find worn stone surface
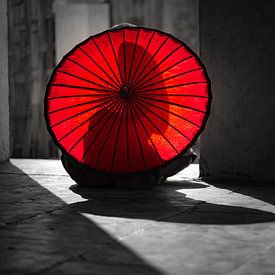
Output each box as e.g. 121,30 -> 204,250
0,159 -> 275,274
199,0 -> 275,181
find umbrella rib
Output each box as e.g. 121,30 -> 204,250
134,55 -> 194,90
131,101 -> 164,165
135,99 -> 191,142
111,101 -> 126,172
125,101 -> 130,170
79,46 -> 121,89
123,29 -> 127,85
48,94 -> 114,100
137,93 -> 208,98
128,32 -> 155,86
133,44 -> 182,90
50,83 -> 117,94
51,95 -> 118,128
131,36 -> 170,88
56,70 -> 117,93
91,38 -> 122,88
72,98 -> 121,158
133,100 -> 179,154
136,81 -> 207,94
93,101 -> 124,169
135,68 -> 203,91
66,57 -> 118,90
128,101 -> 147,170
58,97 -> 119,143
107,32 -> 124,86
127,29 -> 140,84
135,96 -> 201,128
138,95 -> 206,114
48,94 -> 115,115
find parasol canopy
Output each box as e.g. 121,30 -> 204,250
45,26 -> 211,175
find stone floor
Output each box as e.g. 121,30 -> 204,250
0,159 -> 275,275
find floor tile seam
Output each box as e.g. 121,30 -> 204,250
0,171 -> 69,177
27,250 -> 91,275
28,240 -> 132,275
158,201 -> 205,221
118,202 -> 205,241
0,234 -> 59,242
78,252 -> 160,268
0,199 -> 55,204
0,205 -> 68,227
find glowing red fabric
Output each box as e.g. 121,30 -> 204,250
45,27 -> 211,173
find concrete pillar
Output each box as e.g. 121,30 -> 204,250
0,0 -> 9,161
199,0 -> 275,181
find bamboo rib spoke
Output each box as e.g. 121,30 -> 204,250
128,101 -> 147,169
66,57 -> 119,90
131,36 -> 169,87
50,83 -> 117,93
79,46 -> 121,89
123,29 -> 127,84
136,94 -> 208,98
135,96 -> 200,128
48,94 -> 115,100
91,38 -> 122,88
71,99 -> 120,162
134,99 -> 191,142
127,29 -> 140,84
134,56 -> 194,90
135,68 -> 203,92
107,32 -> 124,86
48,94 -> 116,115
58,97 -> 119,143
94,101 -> 124,169
128,32 -> 155,86
136,82 -> 207,94
132,100 -> 179,154
125,101 -> 130,170
51,95 -> 119,128
56,70 -> 117,93
131,101 -> 164,164
111,101 -> 126,172
133,44 -> 182,89
138,95 -> 206,114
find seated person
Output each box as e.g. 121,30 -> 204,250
61,148 -> 196,189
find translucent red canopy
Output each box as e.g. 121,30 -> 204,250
45,27 -> 211,174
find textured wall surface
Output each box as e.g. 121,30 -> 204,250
112,0 -> 198,52
54,1 -> 110,63
8,0 -> 56,158
0,0 -> 9,161
199,0 -> 275,181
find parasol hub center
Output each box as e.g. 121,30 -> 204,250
120,85 -> 132,99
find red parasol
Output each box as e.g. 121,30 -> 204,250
45,26 -> 211,176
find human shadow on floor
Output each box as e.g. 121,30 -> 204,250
0,161 -> 162,275
69,179 -> 275,225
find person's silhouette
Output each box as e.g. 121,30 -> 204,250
61,24 -> 196,189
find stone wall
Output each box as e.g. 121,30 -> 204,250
0,0 -> 9,161
199,0 -> 275,181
